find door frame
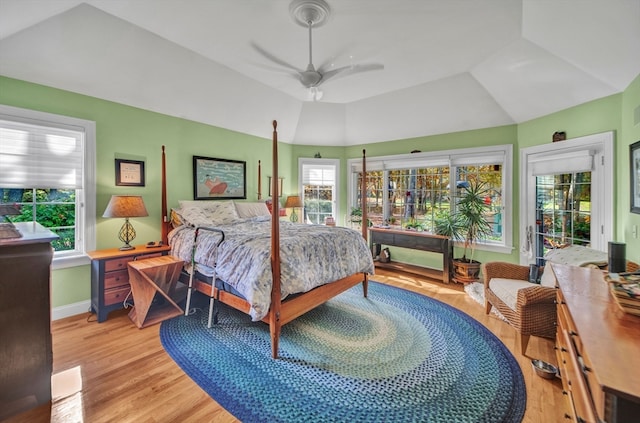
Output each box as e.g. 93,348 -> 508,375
519,131 -> 614,264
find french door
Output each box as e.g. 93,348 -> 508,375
519,132 -> 614,265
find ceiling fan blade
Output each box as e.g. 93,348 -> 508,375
251,42 -> 301,73
319,63 -> 384,86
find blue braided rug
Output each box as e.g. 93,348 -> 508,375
160,282 -> 525,422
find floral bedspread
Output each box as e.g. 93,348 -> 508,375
168,216 -> 375,321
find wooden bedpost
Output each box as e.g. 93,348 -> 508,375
270,120 -> 282,359
361,149 -> 367,242
361,149 -> 369,298
161,145 -> 170,245
257,160 -> 262,200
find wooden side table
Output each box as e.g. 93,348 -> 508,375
127,255 -> 184,328
88,244 -> 171,322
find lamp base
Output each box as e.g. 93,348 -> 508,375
118,219 -> 136,251
290,208 -> 299,222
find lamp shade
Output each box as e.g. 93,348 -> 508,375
284,195 -> 303,209
102,195 -> 148,218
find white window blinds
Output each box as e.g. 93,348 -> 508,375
0,119 -> 84,189
302,163 -> 336,185
529,150 -> 593,176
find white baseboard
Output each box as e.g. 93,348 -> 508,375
52,300 -> 91,321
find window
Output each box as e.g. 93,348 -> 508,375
348,145 -> 513,253
0,105 -> 96,269
299,158 -> 339,224
520,132 -> 613,264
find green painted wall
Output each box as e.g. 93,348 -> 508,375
0,76 -> 292,308
1,73 -> 639,310
621,74 -> 640,263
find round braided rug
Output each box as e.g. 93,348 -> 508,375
160,282 -> 525,422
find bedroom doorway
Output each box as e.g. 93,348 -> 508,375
519,132 -> 614,265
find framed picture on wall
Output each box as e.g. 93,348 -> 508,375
268,176 -> 283,197
115,159 -> 145,187
631,140 -> 640,214
193,156 -> 246,200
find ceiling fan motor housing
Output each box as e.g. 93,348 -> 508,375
289,0 -> 331,27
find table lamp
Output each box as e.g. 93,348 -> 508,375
284,195 -> 303,222
102,195 -> 148,250
0,203 -> 21,223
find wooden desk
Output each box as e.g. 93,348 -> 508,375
127,255 -> 184,328
552,263 -> 640,422
369,227 -> 452,283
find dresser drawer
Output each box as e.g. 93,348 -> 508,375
105,257 -> 132,272
104,286 -> 131,306
104,269 -> 129,290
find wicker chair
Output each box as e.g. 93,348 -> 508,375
482,262 -> 557,355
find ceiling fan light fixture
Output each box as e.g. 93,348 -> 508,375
308,87 -> 323,101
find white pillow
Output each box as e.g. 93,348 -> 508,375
177,201 -> 239,226
234,201 -> 270,218
540,262 -> 557,287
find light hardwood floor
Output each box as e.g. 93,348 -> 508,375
5,269 -> 565,423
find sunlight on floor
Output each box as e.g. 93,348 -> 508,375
51,366 -> 84,423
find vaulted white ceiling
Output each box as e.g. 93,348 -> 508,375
1,0 -> 639,145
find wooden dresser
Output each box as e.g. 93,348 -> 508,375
88,244 -> 171,322
552,263 -> 640,423
0,222 -> 58,420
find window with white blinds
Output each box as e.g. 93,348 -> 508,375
0,105 -> 96,268
299,158 -> 339,225
0,119 -> 84,189
347,144 -> 513,253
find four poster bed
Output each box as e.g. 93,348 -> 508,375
160,121 -> 374,358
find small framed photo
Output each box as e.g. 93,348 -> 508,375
268,176 -> 283,197
631,140 -> 640,214
115,159 -> 145,187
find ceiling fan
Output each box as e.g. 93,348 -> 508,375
253,0 -> 384,101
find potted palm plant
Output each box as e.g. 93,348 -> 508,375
434,180 -> 493,283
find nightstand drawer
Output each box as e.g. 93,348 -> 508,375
104,269 -> 129,290
105,257 -> 132,272
104,286 -> 131,306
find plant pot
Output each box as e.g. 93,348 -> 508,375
453,259 -> 481,283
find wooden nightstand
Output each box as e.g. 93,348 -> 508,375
88,244 -> 171,322
127,255 -> 184,328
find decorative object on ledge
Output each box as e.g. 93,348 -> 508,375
0,203 -> 22,239
268,176 -> 283,197
115,159 -> 145,187
193,156 -> 246,200
285,195 -> 303,222
552,131 -> 566,142
102,195 -> 149,250
630,140 -> 640,214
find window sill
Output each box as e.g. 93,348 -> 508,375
451,241 -> 514,255
52,254 -> 91,270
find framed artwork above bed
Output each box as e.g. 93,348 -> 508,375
193,156 -> 246,200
